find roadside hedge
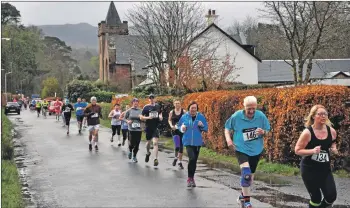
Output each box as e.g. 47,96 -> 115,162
87,91 -> 115,103
182,85 -> 350,169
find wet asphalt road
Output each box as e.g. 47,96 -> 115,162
9,110 -> 272,208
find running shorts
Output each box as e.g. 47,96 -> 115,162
235,151 -> 261,173
88,125 -> 100,132
76,115 -> 84,122
145,127 -> 160,140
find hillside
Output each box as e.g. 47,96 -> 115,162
38,23 -> 98,49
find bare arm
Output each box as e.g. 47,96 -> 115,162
295,129 -> 317,156
108,110 -> 114,118
330,127 -> 338,155
224,129 -> 235,147
168,110 -> 173,128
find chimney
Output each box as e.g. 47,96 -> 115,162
205,9 -> 218,26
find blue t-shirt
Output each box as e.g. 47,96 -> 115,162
74,102 -> 88,116
224,110 -> 271,156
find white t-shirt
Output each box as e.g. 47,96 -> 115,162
111,110 -> 122,125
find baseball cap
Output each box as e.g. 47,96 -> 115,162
148,94 -> 155,99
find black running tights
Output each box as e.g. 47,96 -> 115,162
186,146 -> 201,178
129,131 -> 142,157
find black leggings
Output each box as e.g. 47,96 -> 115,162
64,113 -> 71,126
111,125 -> 121,136
172,130 -> 184,156
122,129 -> 129,141
186,146 -> 201,178
129,131 -> 142,157
301,165 -> 337,207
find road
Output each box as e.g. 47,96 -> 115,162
9,110 -> 272,208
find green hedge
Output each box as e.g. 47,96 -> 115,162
2,109 -> 14,160
87,91 -> 115,103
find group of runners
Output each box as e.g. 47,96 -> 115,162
29,93 -> 338,208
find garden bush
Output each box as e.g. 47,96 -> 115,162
66,79 -> 98,101
182,85 -> 350,170
87,91 -> 115,103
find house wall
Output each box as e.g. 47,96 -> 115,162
315,78 -> 350,86
189,26 -> 259,85
111,65 -> 132,92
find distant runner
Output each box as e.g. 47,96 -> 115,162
108,103 -> 122,146
54,98 -> 62,121
74,97 -> 87,134
84,97 -> 102,151
120,105 -> 130,147
35,100 -> 42,117
61,99 -> 74,135
82,98 -> 88,128
224,96 -> 270,208
295,105 -> 338,208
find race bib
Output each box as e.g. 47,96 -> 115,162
150,111 -> 159,118
65,107 -> 71,112
91,113 -> 99,118
131,121 -> 141,128
242,127 -> 258,142
311,150 -> 329,163
76,107 -> 82,110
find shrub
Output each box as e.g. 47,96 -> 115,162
182,85 -> 350,170
1,109 -> 14,160
66,79 -> 98,101
87,91 -> 115,103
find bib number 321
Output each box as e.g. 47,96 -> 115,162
311,150 -> 329,163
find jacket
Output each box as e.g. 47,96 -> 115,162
178,112 -> 208,146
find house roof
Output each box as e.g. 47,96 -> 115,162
187,23 -> 262,62
105,1 -> 122,26
258,59 -> 350,83
108,35 -> 149,76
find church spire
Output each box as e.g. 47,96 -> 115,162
105,1 -> 122,26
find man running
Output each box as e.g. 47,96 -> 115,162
140,94 -> 163,166
84,97 -> 102,151
42,99 -> 49,118
82,98 -> 88,128
61,99 -> 74,135
224,96 -> 271,208
295,105 -> 338,208
168,99 -> 186,169
74,97 -> 87,134
54,98 -> 62,121
108,104 -> 122,146
35,100 -> 42,117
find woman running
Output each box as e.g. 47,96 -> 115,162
295,105 -> 338,208
108,103 -> 122,146
61,99 -> 74,135
168,99 -> 186,169
124,99 -> 142,163
120,105 -> 130,146
178,101 -> 208,187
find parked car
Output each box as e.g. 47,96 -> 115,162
5,102 -> 21,115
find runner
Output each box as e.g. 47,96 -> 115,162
35,100 -> 42,117
124,98 -> 142,162
120,105 -> 130,146
84,97 -> 102,151
168,99 -> 186,169
178,101 -> 208,187
42,99 -> 49,118
224,96 -> 271,208
74,97 -> 87,134
54,98 -> 62,121
295,105 -> 338,208
108,103 -> 122,146
61,99 -> 74,135
82,98 -> 88,128
140,94 -> 163,166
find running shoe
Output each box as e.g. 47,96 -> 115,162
191,178 -> 196,187
89,144 -> 92,151
132,157 -> 138,163
154,159 -> 159,166
187,178 -> 192,187
110,137 -> 113,142
67,131 -> 69,135
117,140 -> 121,147
79,130 -> 81,134
122,140 -> 125,146
178,162 -> 184,169
128,152 -> 132,159
145,152 -> 151,163
95,145 -> 98,151
172,158 -> 178,166
243,202 -> 252,208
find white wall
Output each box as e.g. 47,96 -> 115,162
189,26 -> 259,84
314,78 -> 350,86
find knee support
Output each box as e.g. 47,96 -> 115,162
153,141 -> 158,147
240,167 -> 252,187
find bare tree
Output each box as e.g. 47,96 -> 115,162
227,15 -> 259,45
126,2 -> 206,93
261,2 -> 348,85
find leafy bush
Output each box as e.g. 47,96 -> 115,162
87,91 -> 115,103
1,109 -> 13,160
99,103 -> 112,120
182,85 -> 350,170
66,79 -> 98,101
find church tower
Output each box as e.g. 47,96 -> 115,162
98,1 -> 128,83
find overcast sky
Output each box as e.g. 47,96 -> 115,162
10,1 -> 264,28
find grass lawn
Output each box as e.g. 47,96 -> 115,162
1,109 -> 24,208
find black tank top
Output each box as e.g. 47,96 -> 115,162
171,109 -> 184,126
301,126 -> 333,169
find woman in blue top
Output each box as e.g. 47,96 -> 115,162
224,96 -> 270,208
178,101 -> 208,188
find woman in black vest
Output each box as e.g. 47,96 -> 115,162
295,105 -> 338,208
168,100 -> 186,169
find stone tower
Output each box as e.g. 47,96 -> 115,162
98,1 -> 128,83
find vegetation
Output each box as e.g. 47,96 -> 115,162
41,77 -> 62,98
1,109 -> 24,208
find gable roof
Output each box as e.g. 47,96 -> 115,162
187,23 -> 261,62
105,1 -> 122,26
258,59 -> 350,83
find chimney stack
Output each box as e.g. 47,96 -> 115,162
205,8 -> 218,26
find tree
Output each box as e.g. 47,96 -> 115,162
261,2 -> 349,85
41,77 -> 61,98
1,3 -> 21,25
127,2 -> 207,93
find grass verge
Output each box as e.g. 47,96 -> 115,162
1,109 -> 24,208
